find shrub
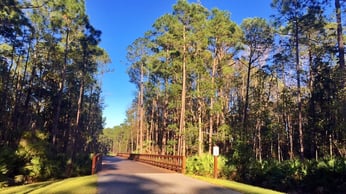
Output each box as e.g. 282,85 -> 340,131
301,158 -> 346,194
72,153 -> 92,176
1,130 -> 96,187
16,131 -> 57,182
0,146 -> 26,187
227,157 -> 346,193
186,153 -> 233,178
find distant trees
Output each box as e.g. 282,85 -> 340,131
0,0 -> 109,184
106,1 -> 346,190
240,17 -> 274,162
119,0 -> 346,163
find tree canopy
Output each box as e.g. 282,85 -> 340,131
0,0 -> 109,184
116,1 -> 346,192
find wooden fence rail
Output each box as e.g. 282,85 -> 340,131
117,153 -> 130,158
117,153 -> 186,174
91,153 -> 102,174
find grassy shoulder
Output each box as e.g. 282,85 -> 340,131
0,175 -> 97,194
189,175 -> 284,194
0,171 -> 283,194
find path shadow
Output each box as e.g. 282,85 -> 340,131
97,173 -> 238,194
100,156 -> 122,171
98,173 -> 167,194
97,156 -> 240,194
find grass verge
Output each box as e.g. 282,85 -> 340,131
0,175 -> 97,194
1,173 -> 283,194
189,175 -> 284,194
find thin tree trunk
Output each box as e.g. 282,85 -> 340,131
288,114 -> 294,160
278,133 -> 281,162
276,79 -> 282,162
150,97 -> 155,153
209,56 -> 217,154
136,91 -> 140,152
161,51 -> 169,155
335,0 -> 345,71
197,75 -> 203,156
256,118 -> 262,163
295,20 -> 304,159
329,133 -> 333,158
131,127 -> 134,152
209,99 -> 214,154
162,79 -> 168,154
315,133 -> 318,160
178,26 -> 187,156
281,59 -> 293,160
243,58 -> 252,141
139,62 -> 144,153
52,29 -> 69,146
75,80 -> 84,128
70,70 -> 85,170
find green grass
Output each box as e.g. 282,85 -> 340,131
189,175 -> 284,194
1,173 -> 283,194
0,175 -> 97,194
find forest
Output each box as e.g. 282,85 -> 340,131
1,0 -> 346,193
1,0 -> 109,186
102,0 -> 346,193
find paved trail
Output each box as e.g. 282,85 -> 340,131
97,156 -> 241,194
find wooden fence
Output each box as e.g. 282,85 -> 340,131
117,153 -> 186,174
117,153 -> 130,158
91,153 -> 102,174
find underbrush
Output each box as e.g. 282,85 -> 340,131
186,154 -> 346,193
0,132 -> 94,188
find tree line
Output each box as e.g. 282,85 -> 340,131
111,0 -> 345,163
0,0 -> 109,184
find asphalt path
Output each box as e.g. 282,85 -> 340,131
97,156 -> 241,194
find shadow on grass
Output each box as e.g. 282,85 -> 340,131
0,180 -> 56,194
30,175 -> 97,194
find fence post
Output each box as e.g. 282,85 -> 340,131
92,154 -> 102,175
92,154 -> 97,175
181,156 -> 186,174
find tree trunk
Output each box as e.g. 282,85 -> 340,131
162,80 -> 168,154
329,133 -> 333,158
150,97 -> 155,153
243,58 -> 252,141
288,114 -> 294,160
75,80 -> 84,128
209,56 -> 217,154
136,91 -> 140,151
178,26 -> 187,156
295,20 -> 304,159
197,76 -> 203,156
52,28 -> 69,146
256,118 -> 262,163
139,62 -> 144,153
335,0 -> 345,71
278,133 -> 282,162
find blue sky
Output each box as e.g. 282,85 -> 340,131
85,0 -> 273,128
